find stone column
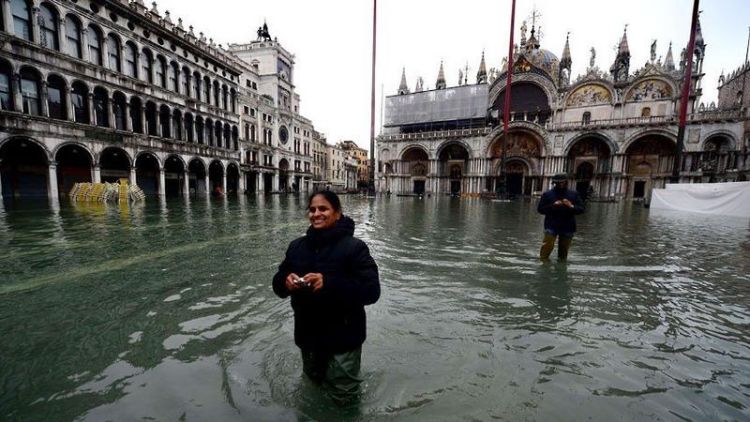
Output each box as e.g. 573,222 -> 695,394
258,172 -> 264,193
222,171 -> 227,193
48,162 -> 59,198
81,27 -> 89,62
158,167 -> 166,196
58,17 -> 67,54
106,96 -> 115,128
124,102 -> 132,131
1,1 -> 13,36
238,171 -> 246,193
203,174 -> 209,195
12,75 -> 23,112
101,33 -> 110,69
40,81 -> 49,117
31,6 -> 41,44
65,87 -> 74,121
140,105 -> 147,135
93,165 -> 101,183
87,92 -> 95,125
130,166 -> 137,185
182,171 -> 189,198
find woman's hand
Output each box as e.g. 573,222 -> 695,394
302,273 -> 324,292
285,273 -> 304,292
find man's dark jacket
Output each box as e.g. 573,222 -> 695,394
272,216 -> 380,354
537,188 -> 585,234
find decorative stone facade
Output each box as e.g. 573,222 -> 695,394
0,0 -> 316,200
377,21 -> 750,200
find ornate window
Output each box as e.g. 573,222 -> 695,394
0,61 -> 13,111
106,34 -> 120,72
169,62 -> 179,92
39,4 -> 59,50
159,105 -> 171,138
195,117 -> 204,144
64,16 -> 82,58
192,72 -> 201,99
172,110 -> 182,140
181,67 -> 189,96
93,87 -> 108,127
130,97 -> 142,133
185,114 -> 194,142
11,0 -> 32,41
582,111 -> 591,125
124,42 -> 137,78
71,82 -> 88,123
155,56 -> 166,88
47,75 -> 66,120
141,49 -> 153,83
113,92 -> 126,130
20,68 -> 41,115
88,26 -> 103,66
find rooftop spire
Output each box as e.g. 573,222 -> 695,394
618,25 -> 630,55
436,60 -> 446,89
664,41 -> 675,71
560,32 -> 571,67
398,67 -> 409,95
477,50 -> 487,83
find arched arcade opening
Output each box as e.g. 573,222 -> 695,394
0,138 -> 49,198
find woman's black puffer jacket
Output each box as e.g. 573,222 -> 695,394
272,216 -> 380,354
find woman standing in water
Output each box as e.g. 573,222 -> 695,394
273,191 -> 380,403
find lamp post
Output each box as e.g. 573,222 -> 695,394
499,0 -> 517,198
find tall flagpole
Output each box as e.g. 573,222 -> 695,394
500,0 -> 517,197
368,0 -> 378,196
671,0 -> 700,183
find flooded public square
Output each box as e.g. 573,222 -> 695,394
0,196 -> 748,421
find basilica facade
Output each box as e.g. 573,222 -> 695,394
376,20 -> 749,200
0,0 -> 317,201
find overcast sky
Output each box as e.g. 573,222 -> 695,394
155,0 -> 750,151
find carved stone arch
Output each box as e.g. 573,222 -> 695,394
701,130 -> 738,151
563,81 -> 615,107
52,141 -> 94,164
493,156 -> 533,175
0,135 -> 52,162
135,150 -> 162,169
486,126 -> 546,158
488,72 -> 557,111
622,128 -> 677,153
623,77 -> 676,102
436,139 -> 472,159
399,144 -> 430,161
164,153 -> 187,170
563,132 -> 618,156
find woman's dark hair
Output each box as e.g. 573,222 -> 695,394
308,190 -> 342,213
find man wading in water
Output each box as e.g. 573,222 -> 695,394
273,191 -> 380,404
537,173 -> 585,261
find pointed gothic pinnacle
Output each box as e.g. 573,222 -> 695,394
664,41 -> 675,70
398,67 -> 409,94
618,25 -> 630,55
477,50 -> 487,83
436,60 -> 446,88
561,32 -> 571,64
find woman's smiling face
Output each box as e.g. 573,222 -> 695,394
308,194 -> 341,229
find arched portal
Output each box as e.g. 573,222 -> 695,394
135,153 -> 160,194
567,136 -> 612,199
438,143 -> 469,195
226,163 -> 240,194
401,147 -> 429,194
209,160 -> 224,193
163,155 -> 185,197
188,158 -> 206,195
0,138 -> 49,197
491,82 -> 552,125
99,147 -> 130,183
625,134 -> 675,199
488,131 -> 542,195
56,144 -> 92,195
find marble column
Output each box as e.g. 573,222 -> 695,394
12,75 -> 23,112
124,103 -> 132,131
65,87 -> 74,121
93,165 -> 101,183
1,1 -> 13,35
158,168 -> 166,196
31,6 -> 41,44
40,81 -> 49,117
203,174 -> 209,195
81,27 -> 90,62
130,166 -> 137,185
238,171 -> 246,193
48,163 -> 59,198
106,97 -> 115,129
222,172 -> 227,194
58,17 -> 67,54
87,92 -> 95,125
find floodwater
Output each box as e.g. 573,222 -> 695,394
0,195 -> 748,422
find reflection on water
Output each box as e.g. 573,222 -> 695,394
0,196 -> 748,421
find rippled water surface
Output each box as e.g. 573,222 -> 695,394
0,196 -> 749,421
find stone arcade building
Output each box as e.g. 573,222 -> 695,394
377,21 -> 750,200
0,0 -> 315,200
